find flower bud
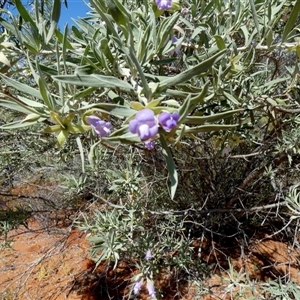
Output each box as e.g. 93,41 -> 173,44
86,116 -> 112,137
158,112 -> 180,131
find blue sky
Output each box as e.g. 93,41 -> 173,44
59,0 -> 90,27
11,1 -> 90,28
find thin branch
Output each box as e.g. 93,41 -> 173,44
148,201 -> 287,216
93,192 -> 288,216
273,106 -> 300,114
192,151 -> 271,160
181,42 -> 297,52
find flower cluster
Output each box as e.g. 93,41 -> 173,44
133,278 -> 156,298
145,249 -> 153,260
85,116 -> 112,138
158,111 -> 180,131
147,280 -> 156,298
129,109 -> 158,141
168,36 -> 182,56
86,109 -> 179,149
129,109 -> 180,148
155,0 -> 172,10
133,279 -> 142,295
133,250 -> 156,298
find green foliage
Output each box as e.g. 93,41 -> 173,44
2,0 -> 300,298
77,208 -> 139,269
0,0 -> 260,198
263,278 -> 300,299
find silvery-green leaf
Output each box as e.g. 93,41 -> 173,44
158,50 -> 226,91
160,134 -> 178,200
1,120 -> 39,129
0,74 -> 43,100
103,132 -> 141,144
53,74 -> 134,93
21,113 -> 41,123
57,130 -> 68,147
0,52 -> 10,66
185,124 -> 238,134
184,109 -> 244,125
79,103 -> 135,117
46,0 -> 61,43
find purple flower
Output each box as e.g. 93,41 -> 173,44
169,37 -> 182,56
181,7 -> 189,15
145,250 -> 153,260
145,141 -> 155,150
129,109 -> 158,141
158,112 -> 180,131
86,115 -> 112,137
156,0 -> 172,10
133,279 -> 143,295
147,280 -> 156,299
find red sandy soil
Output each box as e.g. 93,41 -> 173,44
0,216 -> 300,300
0,219 -> 86,300
0,182 -> 300,300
